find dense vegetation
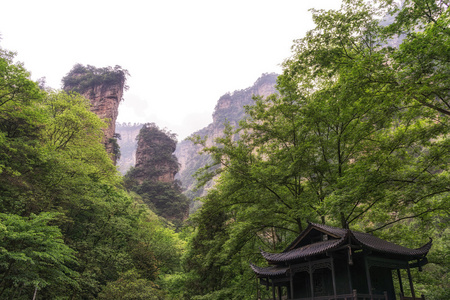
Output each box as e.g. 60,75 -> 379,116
175,73 -> 278,207
125,123 -> 190,229
62,64 -> 129,96
184,0 -> 450,299
1,0 -> 449,299
0,49 -> 183,299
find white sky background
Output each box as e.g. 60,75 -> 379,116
0,0 -> 342,140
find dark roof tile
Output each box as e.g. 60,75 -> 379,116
262,238 -> 345,263
351,230 -> 432,258
266,223 -> 431,264
250,263 -> 289,277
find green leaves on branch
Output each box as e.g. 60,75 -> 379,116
187,1 -> 450,299
0,212 -> 78,298
0,47 -> 184,299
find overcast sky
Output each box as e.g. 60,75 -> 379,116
0,0 -> 341,140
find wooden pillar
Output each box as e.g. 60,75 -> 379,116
407,264 -> 416,299
346,260 -> 353,293
347,245 -> 354,294
397,269 -> 404,297
364,255 -> 373,297
331,257 -> 337,298
289,267 -> 294,300
309,261 -> 314,300
272,279 -> 276,300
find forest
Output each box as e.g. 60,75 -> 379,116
0,0 -> 449,299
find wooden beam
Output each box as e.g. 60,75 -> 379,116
409,257 -> 428,269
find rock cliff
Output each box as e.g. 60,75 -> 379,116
175,73 -> 278,200
132,123 -> 179,184
125,123 -> 189,225
62,64 -> 128,164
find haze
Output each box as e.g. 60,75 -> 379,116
0,0 -> 342,140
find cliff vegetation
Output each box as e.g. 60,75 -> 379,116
62,64 -> 129,96
0,47 -> 183,299
1,0 -> 450,299
125,123 -> 189,229
62,64 -> 129,165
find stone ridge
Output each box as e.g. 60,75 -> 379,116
133,123 -> 179,184
63,66 -> 126,165
174,73 -> 278,200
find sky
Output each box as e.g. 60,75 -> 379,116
0,0 -> 342,140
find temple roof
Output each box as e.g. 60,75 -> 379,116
250,263 -> 289,277
261,238 -> 346,263
260,222 -> 432,264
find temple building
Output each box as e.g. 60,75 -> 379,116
251,222 -> 432,300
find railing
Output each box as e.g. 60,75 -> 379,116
289,293 -> 387,300
399,295 -> 425,300
263,291 -> 426,300
263,290 -> 388,300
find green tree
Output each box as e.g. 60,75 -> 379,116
384,0 -> 450,116
0,212 -> 78,299
133,180 -> 189,227
98,269 -> 165,300
186,1 -> 450,298
0,44 -> 186,299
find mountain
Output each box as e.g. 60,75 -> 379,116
124,123 -> 189,226
132,123 -> 178,184
115,73 -> 278,202
174,73 -> 278,200
62,64 -> 128,165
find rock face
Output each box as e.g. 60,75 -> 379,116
116,123 -> 143,175
133,123 -> 179,184
175,73 -> 278,199
62,64 -> 127,165
125,123 -> 189,225
83,84 -> 123,154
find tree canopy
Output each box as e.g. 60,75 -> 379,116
185,1 -> 450,299
0,47 -> 184,299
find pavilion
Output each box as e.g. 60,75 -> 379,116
250,222 -> 432,300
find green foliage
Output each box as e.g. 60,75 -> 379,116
185,0 -> 450,298
0,46 -> 184,299
98,269 -> 165,300
110,135 -> 121,161
125,123 -> 190,227
0,212 -> 78,299
62,64 -> 129,95
133,180 -> 190,229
